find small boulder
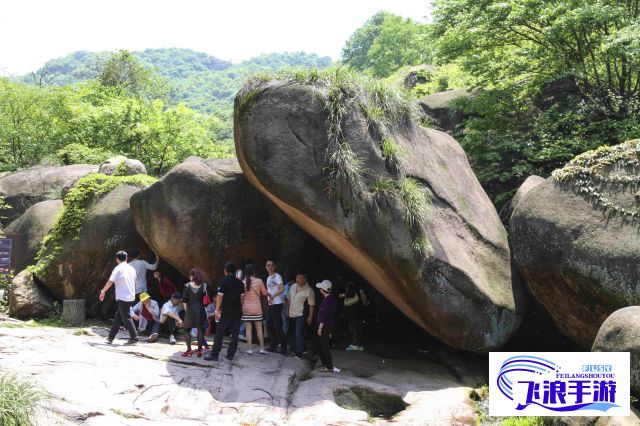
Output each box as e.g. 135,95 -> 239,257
8,270 -> 54,319
99,156 -> 147,176
592,306 -> 640,397
0,164 -> 98,227
4,200 -> 63,272
419,89 -> 471,133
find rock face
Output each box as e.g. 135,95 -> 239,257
34,184 -> 150,317
0,164 -> 98,226
419,89 -> 471,134
510,141 -> 640,348
499,175 -> 545,226
4,200 -> 63,272
234,79 -> 521,352
99,156 -> 147,176
130,157 -> 349,286
8,270 -> 54,319
592,306 -> 640,396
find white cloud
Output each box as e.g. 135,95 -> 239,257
0,0 -> 430,75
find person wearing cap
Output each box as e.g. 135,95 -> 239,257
159,292 -> 184,344
313,279 -> 340,373
100,250 -> 138,345
130,292 -> 161,342
286,270 -> 315,358
128,248 -> 160,300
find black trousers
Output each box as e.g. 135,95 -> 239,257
266,304 -> 285,348
108,300 -> 137,340
313,324 -> 334,369
344,305 -> 363,346
210,315 -> 242,360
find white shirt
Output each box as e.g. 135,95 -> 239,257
266,273 -> 284,305
109,262 -> 136,302
161,300 -> 183,319
129,258 -> 158,294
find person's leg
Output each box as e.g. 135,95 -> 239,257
164,317 -> 176,335
150,320 -> 160,335
245,321 -> 253,352
200,315 -> 209,349
255,320 -> 265,351
353,309 -> 364,347
321,325 -> 334,369
282,309 -> 289,336
120,301 -> 137,340
227,317 -> 242,359
108,303 -> 123,341
239,321 -> 246,339
266,306 -> 277,350
295,317 -> 305,356
209,316 -> 230,359
271,304 -> 285,350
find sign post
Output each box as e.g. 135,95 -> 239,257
0,238 -> 11,274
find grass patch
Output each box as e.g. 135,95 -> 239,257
29,173 -> 156,276
110,408 -> 142,419
72,328 -> 92,336
0,370 -> 53,426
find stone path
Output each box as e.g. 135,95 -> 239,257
0,322 -> 478,425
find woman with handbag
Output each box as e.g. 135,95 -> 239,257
241,264 -> 268,354
182,268 -> 208,357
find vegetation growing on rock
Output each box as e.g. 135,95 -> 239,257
552,140 -> 640,219
29,173 -> 156,276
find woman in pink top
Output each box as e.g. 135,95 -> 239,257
241,264 -> 268,354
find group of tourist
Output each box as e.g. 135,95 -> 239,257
98,251 -> 370,373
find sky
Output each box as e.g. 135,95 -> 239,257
0,0 -> 430,76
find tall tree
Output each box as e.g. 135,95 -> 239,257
342,11 -> 431,77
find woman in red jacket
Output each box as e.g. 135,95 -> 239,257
153,270 -> 177,304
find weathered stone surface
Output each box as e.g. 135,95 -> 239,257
510,143 -> 640,348
0,325 -> 478,425
499,175 -> 545,226
419,89 -> 471,133
99,156 -> 147,176
0,164 -> 98,226
130,156 -> 349,287
34,185 -> 150,317
592,306 -> 640,396
8,270 -> 53,319
4,200 -> 63,272
234,81 -> 521,352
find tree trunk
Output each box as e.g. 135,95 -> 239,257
62,299 -> 86,327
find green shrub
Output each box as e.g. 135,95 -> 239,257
0,370 -> 53,426
56,143 -> 113,165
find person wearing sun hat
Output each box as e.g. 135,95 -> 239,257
130,291 -> 161,342
312,279 -> 340,373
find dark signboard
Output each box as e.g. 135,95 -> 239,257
0,238 -> 11,274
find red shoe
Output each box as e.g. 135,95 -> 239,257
182,349 -> 193,357
196,349 -> 203,357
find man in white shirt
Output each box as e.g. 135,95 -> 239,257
100,251 -> 138,345
128,248 -> 160,298
159,292 -> 184,344
265,259 -> 286,354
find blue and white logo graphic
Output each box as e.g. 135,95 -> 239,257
490,352 -> 630,416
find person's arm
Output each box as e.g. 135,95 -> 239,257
146,253 -> 160,271
150,301 -> 160,320
131,302 -> 141,321
99,280 -> 114,301
272,276 -> 284,297
260,280 -> 268,296
214,293 -> 223,321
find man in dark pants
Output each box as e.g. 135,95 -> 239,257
265,259 -> 286,354
205,262 -> 245,361
100,251 -> 138,345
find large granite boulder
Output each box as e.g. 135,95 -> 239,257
0,165 -> 98,227
592,306 -> 640,396
419,89 -> 471,134
130,157 -> 349,286
99,156 -> 147,176
499,175 -> 545,226
4,200 -> 63,272
234,77 -> 522,352
33,176 -> 153,317
510,141 -> 640,347
8,270 -> 54,319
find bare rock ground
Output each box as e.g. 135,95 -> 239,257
0,321 -> 478,425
